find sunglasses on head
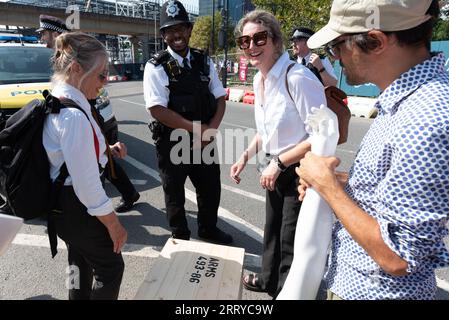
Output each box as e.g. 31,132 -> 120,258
236,30 -> 269,50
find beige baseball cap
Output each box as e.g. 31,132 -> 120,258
307,0 -> 433,49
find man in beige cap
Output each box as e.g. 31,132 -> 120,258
296,0 -> 449,300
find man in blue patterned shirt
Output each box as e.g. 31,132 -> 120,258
297,0 -> 449,299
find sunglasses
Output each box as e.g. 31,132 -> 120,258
236,31 -> 270,50
98,71 -> 109,81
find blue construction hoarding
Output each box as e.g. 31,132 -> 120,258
335,40 -> 449,97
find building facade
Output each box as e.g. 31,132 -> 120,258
198,0 -> 254,26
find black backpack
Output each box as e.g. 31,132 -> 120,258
0,90 -> 91,221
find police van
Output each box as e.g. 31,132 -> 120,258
0,33 -> 118,143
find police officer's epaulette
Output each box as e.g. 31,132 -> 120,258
190,48 -> 205,56
190,48 -> 210,76
148,50 -> 170,66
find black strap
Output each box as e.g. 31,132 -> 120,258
306,63 -> 324,85
48,163 -> 69,258
46,98 -> 98,258
59,98 -> 91,121
285,63 -> 296,102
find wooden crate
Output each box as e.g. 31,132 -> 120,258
134,239 -> 245,300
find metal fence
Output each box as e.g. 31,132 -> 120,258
211,49 -> 296,88
211,52 -> 257,88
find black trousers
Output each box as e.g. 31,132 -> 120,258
260,164 -> 302,296
53,186 -> 124,300
156,138 -> 221,238
105,158 -> 137,202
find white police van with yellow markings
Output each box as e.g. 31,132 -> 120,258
0,33 -> 118,143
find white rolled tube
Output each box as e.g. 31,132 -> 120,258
277,105 -> 339,300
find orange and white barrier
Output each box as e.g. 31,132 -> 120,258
228,88 -> 245,102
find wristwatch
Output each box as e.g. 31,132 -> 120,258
273,156 -> 287,172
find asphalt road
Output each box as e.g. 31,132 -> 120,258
1,81 -> 448,300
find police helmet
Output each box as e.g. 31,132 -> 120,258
160,0 -> 191,31
290,27 -> 315,41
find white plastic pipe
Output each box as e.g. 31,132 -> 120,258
277,105 -> 339,300
0,213 -> 23,256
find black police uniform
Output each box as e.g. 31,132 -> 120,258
88,100 -> 139,211
147,0 -> 231,244
149,49 -> 224,241
291,27 -> 326,84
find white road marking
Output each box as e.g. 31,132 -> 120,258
12,233 -> 160,258
221,121 -> 253,130
337,148 -> 357,155
129,179 -> 147,185
105,179 -> 147,186
125,155 -> 265,243
221,183 -> 265,203
118,98 -> 255,130
11,233 -> 261,268
118,98 -> 146,107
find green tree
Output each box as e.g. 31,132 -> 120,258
190,12 -> 235,55
190,15 -> 212,51
433,5 -> 449,41
251,0 -> 332,42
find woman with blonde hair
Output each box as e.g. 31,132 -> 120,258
230,10 -> 326,297
44,32 -> 127,300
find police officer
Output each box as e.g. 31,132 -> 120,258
36,14 -> 70,49
37,14 -> 140,213
143,0 -> 232,244
290,27 -> 338,87
88,100 -> 140,213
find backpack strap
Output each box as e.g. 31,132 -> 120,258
59,98 -> 100,163
46,98 -> 101,258
306,63 -> 324,85
285,63 -> 296,102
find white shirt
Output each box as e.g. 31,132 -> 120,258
254,52 -> 326,154
143,46 -> 226,110
298,52 -> 337,80
43,82 -> 113,216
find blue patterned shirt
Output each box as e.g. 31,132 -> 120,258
326,53 -> 449,300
